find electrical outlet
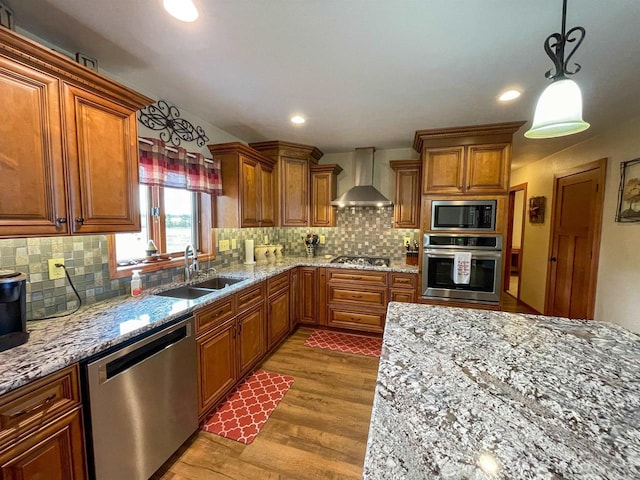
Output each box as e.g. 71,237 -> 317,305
264,235 -> 269,244
319,235 -> 326,245
48,258 -> 65,280
231,238 -> 237,249
219,239 -> 230,252
403,236 -> 411,246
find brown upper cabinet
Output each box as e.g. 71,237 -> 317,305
414,122 -> 525,196
208,143 -> 277,228
310,164 -> 343,227
249,141 -> 324,227
0,28 -> 152,238
390,160 -> 421,229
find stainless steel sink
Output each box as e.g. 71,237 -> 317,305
155,277 -> 245,299
155,286 -> 212,299
192,277 -> 244,290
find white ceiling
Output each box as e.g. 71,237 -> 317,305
6,0 -> 640,168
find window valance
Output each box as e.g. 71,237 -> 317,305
138,137 -> 221,195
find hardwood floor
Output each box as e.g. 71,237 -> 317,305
151,327 -> 380,480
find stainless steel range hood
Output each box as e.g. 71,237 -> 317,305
331,147 -> 392,207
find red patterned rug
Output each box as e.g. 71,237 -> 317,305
304,330 -> 382,358
201,369 -> 294,444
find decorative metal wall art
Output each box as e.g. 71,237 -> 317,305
529,196 -> 546,223
615,157 -> 640,222
138,100 -> 209,147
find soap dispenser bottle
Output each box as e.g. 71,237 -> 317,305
131,270 -> 142,297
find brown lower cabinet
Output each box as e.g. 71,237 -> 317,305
197,278 -> 293,419
268,289 -> 290,350
299,267 -> 319,325
0,365 -> 86,479
196,281 -> 268,417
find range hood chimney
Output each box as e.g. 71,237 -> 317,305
331,147 -> 392,207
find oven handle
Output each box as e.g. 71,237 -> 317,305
423,249 -> 502,259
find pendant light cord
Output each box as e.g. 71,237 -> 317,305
31,264 -> 82,321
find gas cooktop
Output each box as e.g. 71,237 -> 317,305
330,256 -> 390,267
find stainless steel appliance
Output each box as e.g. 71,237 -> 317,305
431,199 -> 497,231
84,317 -> 197,480
422,234 -> 502,303
330,256 -> 390,267
0,270 -> 28,352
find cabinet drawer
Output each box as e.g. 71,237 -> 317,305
328,285 -> 387,308
0,366 -> 80,450
267,272 -> 289,297
195,296 -> 236,335
236,282 -> 265,313
390,273 -> 417,290
327,307 -> 385,333
326,269 -> 387,286
390,288 -> 416,303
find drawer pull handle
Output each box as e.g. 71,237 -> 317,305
352,295 -> 362,299
217,308 -> 226,315
9,394 -> 56,419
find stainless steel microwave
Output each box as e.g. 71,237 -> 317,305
431,200 -> 497,231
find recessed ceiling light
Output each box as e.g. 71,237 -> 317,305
498,90 -> 521,102
290,115 -> 305,125
163,0 -> 199,22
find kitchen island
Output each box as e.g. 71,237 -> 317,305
364,302 -> 640,479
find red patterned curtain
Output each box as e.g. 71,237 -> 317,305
138,137 -> 222,195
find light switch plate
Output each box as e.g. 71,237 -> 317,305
231,238 -> 237,249
48,258 -> 65,280
319,235 -> 326,244
264,235 -> 269,244
403,236 -> 411,246
219,239 -> 230,252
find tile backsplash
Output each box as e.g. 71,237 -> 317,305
0,206 -> 418,319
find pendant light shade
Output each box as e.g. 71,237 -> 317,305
525,0 -> 590,140
525,78 -> 590,139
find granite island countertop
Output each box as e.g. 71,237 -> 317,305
364,302 -> 640,480
0,257 -> 416,395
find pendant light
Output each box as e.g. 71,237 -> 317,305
525,0 -> 590,139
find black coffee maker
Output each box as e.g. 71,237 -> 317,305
0,270 -> 28,352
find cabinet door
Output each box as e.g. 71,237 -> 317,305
197,320 -> 237,416
267,290 -> 290,350
0,57 -> 68,237
240,156 -> 260,227
63,83 -> 140,234
289,268 -> 300,329
258,163 -> 276,227
390,288 -> 416,303
281,157 -> 308,226
423,146 -> 465,194
311,171 -> 334,227
0,407 -> 86,480
394,166 -> 421,228
465,143 -> 510,194
237,304 -> 265,377
299,267 -> 318,325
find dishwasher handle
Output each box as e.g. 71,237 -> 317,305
89,318 -> 193,385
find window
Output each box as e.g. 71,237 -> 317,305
109,185 -> 214,278
108,136 -> 219,278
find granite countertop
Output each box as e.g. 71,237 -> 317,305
0,257 -> 416,396
363,302 -> 640,479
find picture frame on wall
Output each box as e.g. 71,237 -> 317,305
615,157 -> 640,222
529,196 -> 545,223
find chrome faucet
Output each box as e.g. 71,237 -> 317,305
184,244 -> 198,282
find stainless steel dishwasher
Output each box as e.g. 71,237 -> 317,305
85,316 -> 197,480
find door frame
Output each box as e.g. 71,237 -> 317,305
504,183 -> 527,301
544,158 -> 607,318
